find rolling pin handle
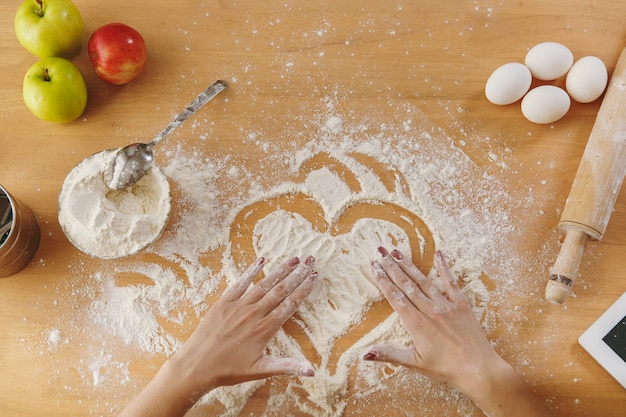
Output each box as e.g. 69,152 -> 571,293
545,229 -> 588,304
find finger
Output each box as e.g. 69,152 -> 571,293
371,261 -> 418,316
377,247 -> 434,308
254,355 -> 315,378
362,344 -> 419,370
258,256 -> 315,314
433,250 -> 462,300
243,256 -> 300,303
268,270 -> 318,324
389,248 -> 445,302
222,257 -> 266,301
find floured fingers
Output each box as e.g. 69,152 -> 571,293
222,257 -> 267,301
258,256 -> 317,318
380,247 -> 444,304
433,250 -> 462,301
242,256 -> 302,303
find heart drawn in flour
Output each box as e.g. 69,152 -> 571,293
227,152 -> 436,413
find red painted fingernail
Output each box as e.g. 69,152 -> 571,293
288,257 -> 300,267
299,366 -> 315,377
256,257 -> 265,266
377,246 -> 389,257
363,351 -> 377,360
371,261 -> 384,276
391,249 -> 403,260
309,271 -> 319,281
305,255 -> 315,265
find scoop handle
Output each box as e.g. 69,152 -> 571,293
149,79 -> 228,148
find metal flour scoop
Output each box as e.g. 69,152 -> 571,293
106,79 -> 227,190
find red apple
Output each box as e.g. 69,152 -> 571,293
88,23 -> 147,85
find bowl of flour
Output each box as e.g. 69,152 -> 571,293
58,149 -> 171,259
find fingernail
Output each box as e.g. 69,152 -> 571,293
309,270 -> 319,281
391,249 -> 403,261
288,257 -> 300,267
377,246 -> 389,257
363,350 -> 377,361
304,255 -> 315,266
299,363 -> 315,377
256,257 -> 265,266
371,261 -> 384,276
435,250 -> 444,263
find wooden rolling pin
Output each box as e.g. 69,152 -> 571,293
546,47 -> 626,304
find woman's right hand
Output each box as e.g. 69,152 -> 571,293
364,247 -> 552,417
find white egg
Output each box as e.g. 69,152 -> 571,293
566,56 -> 608,103
485,62 -> 532,105
525,42 -> 574,81
521,85 -> 571,124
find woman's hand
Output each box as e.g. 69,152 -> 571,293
365,247 -> 552,417
364,247 -> 500,390
118,255 -> 318,417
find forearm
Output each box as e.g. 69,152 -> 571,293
463,359 -> 552,417
117,359 -> 209,417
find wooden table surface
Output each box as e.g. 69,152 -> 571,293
1,0 -> 625,416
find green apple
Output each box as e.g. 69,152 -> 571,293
14,0 -> 84,59
23,57 -> 87,123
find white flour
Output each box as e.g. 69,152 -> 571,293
45,95 -> 546,417
58,150 -> 171,259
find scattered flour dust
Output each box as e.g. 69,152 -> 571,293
48,95 -> 541,417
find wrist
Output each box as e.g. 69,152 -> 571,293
160,354 -> 220,405
455,356 -> 520,415
457,357 -> 550,417
118,357 -> 216,417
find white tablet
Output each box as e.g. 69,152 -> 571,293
579,291 -> 626,389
